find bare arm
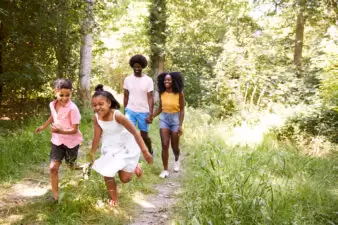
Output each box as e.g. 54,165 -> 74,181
115,112 -> 153,164
35,115 -> 53,134
51,123 -> 79,134
89,116 -> 102,163
178,92 -> 185,135
123,89 -> 129,114
152,96 -> 162,118
146,91 -> 154,123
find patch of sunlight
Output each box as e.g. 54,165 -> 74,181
132,191 -> 155,209
1,214 -> 23,225
218,112 -> 285,147
11,182 -> 48,198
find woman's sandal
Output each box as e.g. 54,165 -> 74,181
107,199 -> 119,207
135,164 -> 143,178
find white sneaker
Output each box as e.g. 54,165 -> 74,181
173,160 -> 180,172
159,170 -> 169,178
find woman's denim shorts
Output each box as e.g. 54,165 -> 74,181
159,112 -> 180,132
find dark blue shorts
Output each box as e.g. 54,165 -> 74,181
159,112 -> 180,132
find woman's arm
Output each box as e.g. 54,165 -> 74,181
178,92 -> 185,135
115,112 -> 153,164
152,96 -> 162,118
89,116 -> 102,163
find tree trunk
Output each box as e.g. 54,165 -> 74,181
149,0 -> 167,82
0,20 -> 3,105
294,0 -> 306,66
79,0 -> 95,108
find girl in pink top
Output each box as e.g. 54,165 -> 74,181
35,79 -> 83,202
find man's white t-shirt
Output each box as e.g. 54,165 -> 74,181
123,74 -> 154,113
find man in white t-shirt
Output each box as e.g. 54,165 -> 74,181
123,54 -> 154,155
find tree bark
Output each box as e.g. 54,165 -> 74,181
79,0 -> 95,108
294,0 -> 306,66
0,20 -> 3,105
149,0 -> 167,81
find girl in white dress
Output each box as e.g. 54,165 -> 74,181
89,84 -> 153,207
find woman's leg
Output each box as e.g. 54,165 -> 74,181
104,176 -> 118,202
171,132 -> 180,161
160,128 -> 171,170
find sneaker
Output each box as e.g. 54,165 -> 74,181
173,160 -> 180,172
159,170 -> 169,178
150,149 -> 154,157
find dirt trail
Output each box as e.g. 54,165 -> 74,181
129,163 -> 182,225
0,150 -> 183,225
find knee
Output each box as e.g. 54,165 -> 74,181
120,176 -> 132,183
50,165 -> 59,174
162,143 -> 170,150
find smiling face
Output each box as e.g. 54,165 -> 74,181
55,89 -> 72,106
92,95 -> 111,117
164,74 -> 172,89
132,63 -> 143,76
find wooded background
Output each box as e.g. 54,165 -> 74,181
0,0 -> 337,141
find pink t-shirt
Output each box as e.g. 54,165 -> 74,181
49,100 -> 83,148
123,74 -> 154,112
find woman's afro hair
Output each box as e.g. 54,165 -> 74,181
157,72 -> 184,94
129,54 -> 148,68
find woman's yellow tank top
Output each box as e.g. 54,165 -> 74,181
161,92 -> 180,113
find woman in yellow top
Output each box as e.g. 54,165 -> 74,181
153,72 -> 185,178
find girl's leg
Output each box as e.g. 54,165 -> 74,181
104,176 -> 118,203
171,132 -> 180,161
118,170 -> 134,183
160,128 -> 171,170
49,160 -> 61,200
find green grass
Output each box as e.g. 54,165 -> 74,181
1,107 -> 337,224
0,108 -> 164,224
175,108 -> 338,225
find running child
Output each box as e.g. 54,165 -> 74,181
90,84 -> 153,207
35,78 -> 83,202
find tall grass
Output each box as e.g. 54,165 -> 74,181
177,108 -> 338,225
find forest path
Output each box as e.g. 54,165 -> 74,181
129,159 -> 183,225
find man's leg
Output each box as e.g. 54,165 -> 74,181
141,130 -> 153,154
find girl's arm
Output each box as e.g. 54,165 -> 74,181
35,115 -> 53,134
115,112 -> 153,164
89,116 -> 102,163
178,92 -> 185,135
152,96 -> 162,118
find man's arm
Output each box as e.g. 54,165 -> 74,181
146,91 -> 154,123
123,89 -> 129,114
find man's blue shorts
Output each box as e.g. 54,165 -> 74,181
125,108 -> 150,132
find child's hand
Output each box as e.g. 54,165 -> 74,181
142,151 -> 153,164
35,126 -> 44,134
88,152 -> 95,164
51,124 -> 62,133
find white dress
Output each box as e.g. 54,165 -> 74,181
92,110 -> 140,177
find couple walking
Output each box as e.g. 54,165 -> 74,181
123,54 -> 185,179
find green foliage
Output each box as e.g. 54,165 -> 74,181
177,111 -> 338,224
